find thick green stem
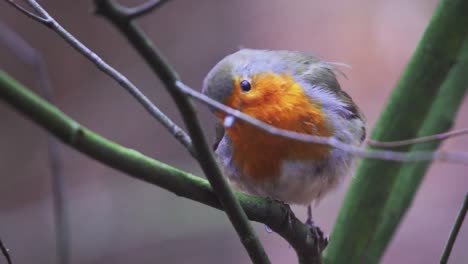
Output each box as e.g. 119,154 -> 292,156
363,38 -> 468,263
324,0 -> 468,263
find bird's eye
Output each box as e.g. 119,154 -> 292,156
240,80 -> 251,92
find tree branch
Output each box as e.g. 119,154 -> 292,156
0,71 -> 322,264
92,1 -> 272,263
367,128 -> 468,148
0,236 -> 11,264
440,194 -> 468,264
4,0 -> 50,25
5,0 -> 196,157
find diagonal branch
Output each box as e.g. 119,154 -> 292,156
4,0 -> 195,157
0,236 -> 12,264
0,71 -> 322,264
367,128 -> 468,148
440,194 -> 468,264
92,1 -> 271,263
5,0 -> 50,25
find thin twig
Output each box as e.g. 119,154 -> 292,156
0,22 -> 71,264
367,128 -> 468,148
0,236 -> 12,264
176,81 -> 468,165
4,0 -> 50,24
440,194 -> 468,264
93,1 -> 272,263
125,0 -> 171,20
6,0 -> 196,157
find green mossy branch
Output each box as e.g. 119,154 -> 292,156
324,0 -> 468,263
0,71 -> 320,264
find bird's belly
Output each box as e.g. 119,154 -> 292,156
216,134 -> 356,204
225,124 -> 332,182
236,159 -> 342,205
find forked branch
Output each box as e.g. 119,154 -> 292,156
4,0 -> 195,157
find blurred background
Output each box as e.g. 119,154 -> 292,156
0,0 -> 467,263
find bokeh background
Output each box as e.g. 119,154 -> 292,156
0,0 -> 467,263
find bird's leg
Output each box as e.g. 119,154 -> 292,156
306,204 -> 314,226
305,205 -> 329,251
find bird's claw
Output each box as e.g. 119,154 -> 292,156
306,219 -> 329,252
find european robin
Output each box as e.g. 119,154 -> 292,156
202,49 -> 366,226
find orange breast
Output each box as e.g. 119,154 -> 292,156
217,72 -> 332,181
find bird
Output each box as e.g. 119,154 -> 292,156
202,49 -> 366,232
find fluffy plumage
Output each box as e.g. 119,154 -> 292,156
203,49 -> 366,205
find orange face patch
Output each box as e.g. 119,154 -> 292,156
216,72 -> 332,181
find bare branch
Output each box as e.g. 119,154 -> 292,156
126,0 -> 171,20
440,194 -> 468,264
367,128 -> 468,148
0,22 -> 70,264
6,0 -> 196,157
176,81 -> 468,165
4,0 -> 50,25
0,236 -> 11,264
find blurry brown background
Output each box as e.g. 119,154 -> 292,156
0,0 -> 467,263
